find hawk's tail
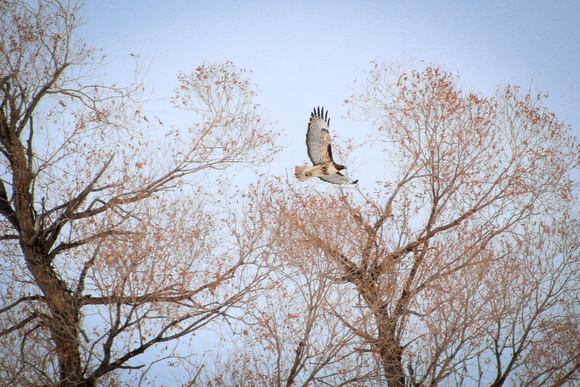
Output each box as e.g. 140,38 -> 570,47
294,166 -> 310,182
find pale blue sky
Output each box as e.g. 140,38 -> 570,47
81,0 -> 580,187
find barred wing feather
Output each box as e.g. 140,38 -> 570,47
306,107 -> 332,165
319,172 -> 358,185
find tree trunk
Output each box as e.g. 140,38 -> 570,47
22,245 -> 85,386
377,322 -> 406,387
359,282 -> 407,386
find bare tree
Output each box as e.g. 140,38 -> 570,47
250,61 -> 579,386
184,179 -> 383,387
0,1 -> 279,385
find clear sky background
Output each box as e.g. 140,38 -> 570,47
80,1 -> 579,189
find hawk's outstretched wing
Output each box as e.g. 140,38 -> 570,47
319,172 -> 358,185
306,107 -> 333,165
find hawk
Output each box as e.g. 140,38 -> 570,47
295,107 -> 358,185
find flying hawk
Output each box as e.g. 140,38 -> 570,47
295,107 -> 358,185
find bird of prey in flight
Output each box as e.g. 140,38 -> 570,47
295,107 -> 358,185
